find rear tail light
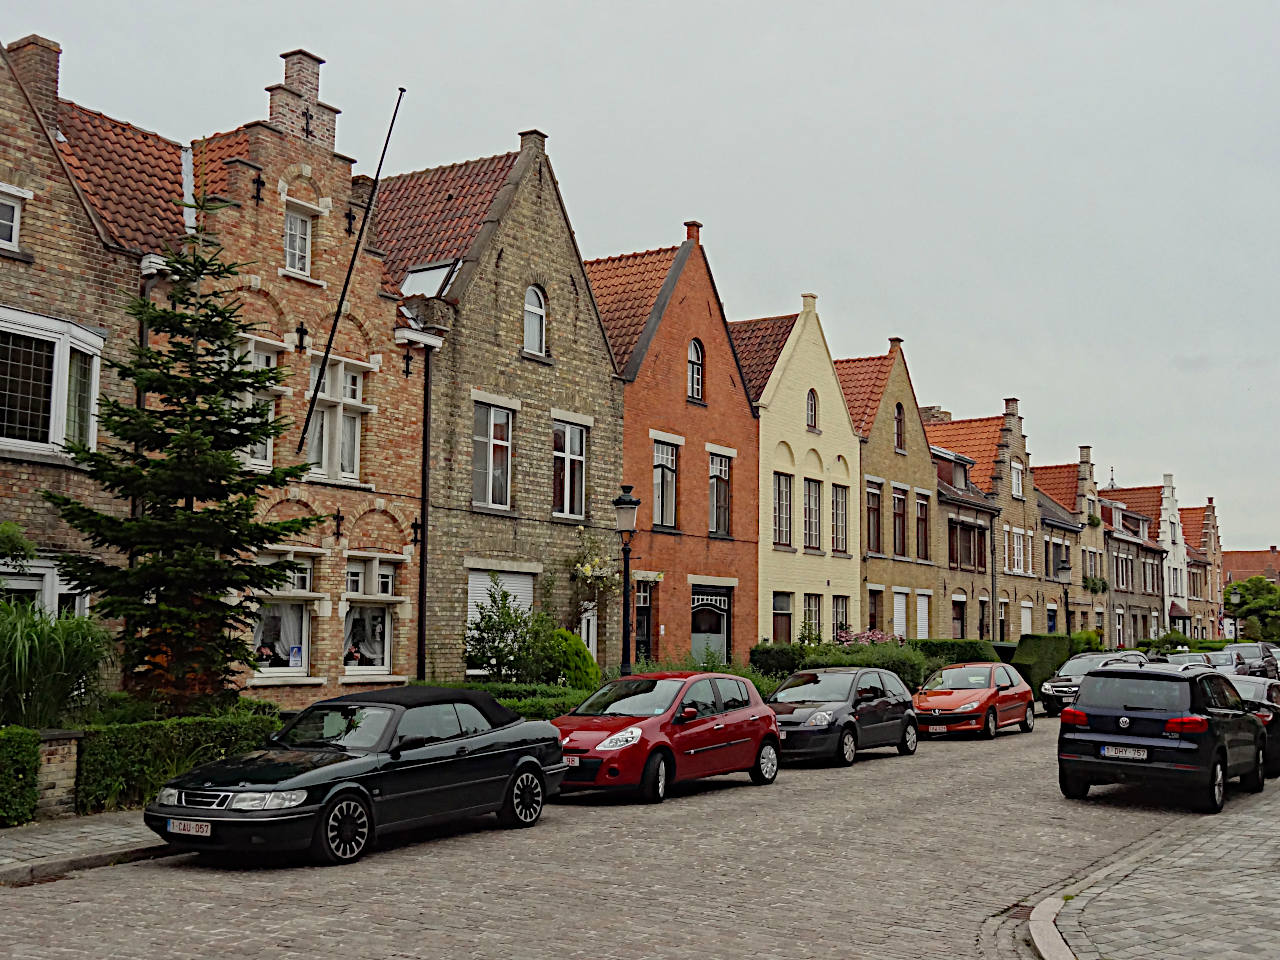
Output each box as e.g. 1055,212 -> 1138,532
1255,709 -> 1274,726
1164,715 -> 1210,734
1060,707 -> 1088,726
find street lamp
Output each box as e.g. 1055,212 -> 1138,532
612,484 -> 641,677
1057,556 -> 1072,636
1230,587 -> 1242,640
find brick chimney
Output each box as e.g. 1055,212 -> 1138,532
267,49 -> 338,149
801,291 -> 817,312
919,405 -> 952,424
684,220 -> 702,243
519,129 -> 547,156
888,336 -> 903,354
6,35 -> 60,126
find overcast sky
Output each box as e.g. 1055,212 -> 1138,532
10,1 -> 1277,548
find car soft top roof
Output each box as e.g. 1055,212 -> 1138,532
320,685 -> 521,727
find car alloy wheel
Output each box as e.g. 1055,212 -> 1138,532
982,709 -> 998,740
640,751 -> 669,803
325,797 -> 370,862
898,722 -> 918,756
1020,705 -> 1035,733
498,769 -> 546,827
751,740 -> 779,785
1243,745 -> 1266,794
1213,762 -> 1225,808
837,728 -> 857,766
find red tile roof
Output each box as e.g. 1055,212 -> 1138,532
56,99 -> 184,253
923,417 -> 1004,493
192,127 -> 251,202
1104,486 -> 1163,533
1031,463 -> 1079,513
1180,506 -> 1207,550
727,314 -> 797,402
1186,543 -> 1208,565
582,246 -> 679,371
833,353 -> 896,438
1224,549 -> 1280,584
376,152 -> 519,292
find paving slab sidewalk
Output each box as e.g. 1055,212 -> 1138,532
0,810 -> 171,884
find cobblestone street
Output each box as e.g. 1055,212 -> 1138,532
0,718 -> 1262,959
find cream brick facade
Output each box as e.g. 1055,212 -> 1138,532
751,295 -> 861,643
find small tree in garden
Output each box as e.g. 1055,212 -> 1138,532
0,522 -> 36,576
43,214 -> 322,707
466,575 -> 532,681
565,526 -> 621,630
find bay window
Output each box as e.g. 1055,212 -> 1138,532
0,307 -> 102,453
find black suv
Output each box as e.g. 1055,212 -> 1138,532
1058,664 -> 1265,813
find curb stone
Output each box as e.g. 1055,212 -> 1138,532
0,840 -> 176,886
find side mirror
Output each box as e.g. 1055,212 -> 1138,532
996,682 -> 1012,691
678,706 -> 697,722
391,735 -> 429,756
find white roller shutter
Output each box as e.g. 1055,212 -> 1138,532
1020,603 -> 1033,636
467,570 -> 534,626
916,595 -> 930,639
893,591 -> 908,637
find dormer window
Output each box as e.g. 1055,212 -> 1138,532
523,286 -> 546,355
284,208 -> 312,275
1011,458 -> 1024,498
952,462 -> 967,488
0,182 -> 31,252
806,389 -> 818,429
687,340 -> 704,401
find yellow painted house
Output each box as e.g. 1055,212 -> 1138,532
729,294 -> 861,644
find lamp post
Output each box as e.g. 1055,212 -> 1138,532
612,484 -> 641,677
1230,587 -> 1242,640
1057,556 -> 1072,635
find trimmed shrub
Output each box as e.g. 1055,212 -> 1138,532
1010,635 -> 1072,699
523,629 -> 601,690
408,680 -> 593,720
800,642 -> 930,690
77,712 -> 281,814
749,643 -> 808,678
907,639 -> 1000,665
0,601 -> 115,728
605,654 -> 783,699
990,641 -> 1019,664
1069,630 -> 1102,655
0,725 -> 40,827
497,692 -> 590,720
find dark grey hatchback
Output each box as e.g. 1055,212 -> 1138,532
1058,664 -> 1265,813
767,667 -> 918,764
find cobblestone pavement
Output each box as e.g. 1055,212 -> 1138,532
1058,781 -> 1280,960
0,810 -> 159,868
0,719 -> 1226,960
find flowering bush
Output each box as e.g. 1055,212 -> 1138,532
836,629 -> 903,647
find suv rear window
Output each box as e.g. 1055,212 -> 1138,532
1074,675 -> 1190,712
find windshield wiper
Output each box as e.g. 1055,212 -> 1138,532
292,738 -> 350,751
1120,705 -> 1157,712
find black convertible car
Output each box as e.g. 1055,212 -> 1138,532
144,687 -> 567,863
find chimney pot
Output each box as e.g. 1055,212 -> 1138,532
6,34 -> 61,126
1004,398 -> 1019,416
684,220 -> 702,243
888,337 -> 903,351
1208,496 -> 1214,505
1079,445 -> 1091,463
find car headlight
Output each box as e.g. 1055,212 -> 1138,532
229,790 -> 308,810
596,726 -> 643,750
956,701 -> 981,713
805,711 -> 834,727
157,787 -> 179,806
1040,682 -> 1054,694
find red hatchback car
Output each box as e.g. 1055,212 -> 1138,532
552,672 -> 781,802
912,661 -> 1035,739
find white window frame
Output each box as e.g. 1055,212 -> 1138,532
803,593 -> 822,635
1011,458 -> 1025,498
832,484 -> 849,553
687,340 -> 704,401
653,441 -> 678,527
473,402 -> 514,509
523,286 -> 546,356
343,553 -> 407,676
0,183 -> 31,251
0,557 -> 87,616
832,595 -> 849,634
284,206 -> 312,276
307,353 -> 373,483
803,478 -> 822,549
773,472 -> 793,546
241,338 -> 289,471
0,306 -> 103,455
806,388 -> 818,429
252,600 -> 311,677
552,420 -> 586,519
709,453 -> 731,536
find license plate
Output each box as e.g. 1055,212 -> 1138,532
928,725 -> 948,733
779,730 -> 787,740
166,818 -> 211,837
1101,745 -> 1147,760
564,755 -> 579,767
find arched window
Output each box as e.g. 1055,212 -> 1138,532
806,389 -> 818,429
1011,458 -> 1024,498
687,339 -> 704,400
894,403 -> 905,450
523,286 -> 546,356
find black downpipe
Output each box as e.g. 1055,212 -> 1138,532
416,346 -> 431,681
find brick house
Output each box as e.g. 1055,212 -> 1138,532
1033,447 -> 1111,642
729,293 -> 861,645
930,445 -> 999,640
1106,476 -> 1190,637
1099,494 -> 1166,646
0,36 -> 145,614
583,222 -> 756,663
834,339 -> 938,638
1225,547 -> 1280,587
923,399 -> 1046,640
377,129 -> 625,675
1181,500 -> 1223,639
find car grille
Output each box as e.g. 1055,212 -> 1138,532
564,758 -> 603,782
922,712 -> 980,725
1048,685 -> 1078,697
178,789 -> 232,809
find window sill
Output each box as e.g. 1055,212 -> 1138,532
0,246 -> 34,264
832,551 -> 854,560
803,547 -> 826,557
865,551 -> 887,559
278,267 -> 327,288
549,513 -> 588,526
0,446 -> 80,468
686,398 -> 707,408
344,592 -> 408,604
772,544 -> 797,553
472,503 -> 518,518
520,350 -> 554,366
652,525 -> 683,537
339,674 -> 408,685
807,426 -> 822,435
914,558 -> 935,565
708,532 -> 734,541
246,675 -> 326,687
305,475 -> 376,491
895,448 -> 908,456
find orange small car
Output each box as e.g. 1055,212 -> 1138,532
913,662 -> 1035,739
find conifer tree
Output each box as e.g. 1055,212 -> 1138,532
45,216 -> 322,704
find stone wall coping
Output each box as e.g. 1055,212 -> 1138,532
38,729 -> 84,742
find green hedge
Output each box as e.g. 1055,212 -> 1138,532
797,643 -> 930,689
1010,635 -> 1073,700
77,713 -> 281,814
410,680 -> 591,720
749,643 -> 807,677
0,726 -> 40,826
906,639 -> 1000,665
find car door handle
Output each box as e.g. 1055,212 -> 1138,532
749,715 -> 759,721
713,723 -> 725,730
455,745 -> 468,755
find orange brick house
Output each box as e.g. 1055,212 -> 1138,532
584,222 -> 758,664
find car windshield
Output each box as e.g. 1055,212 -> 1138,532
922,667 -> 992,691
1205,651 -> 1236,665
1228,644 -> 1263,658
1060,656 -> 1112,678
1074,675 -> 1190,711
770,672 -> 855,703
276,704 -> 393,751
1167,653 -> 1207,664
574,678 -> 686,717
1230,677 -> 1269,701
